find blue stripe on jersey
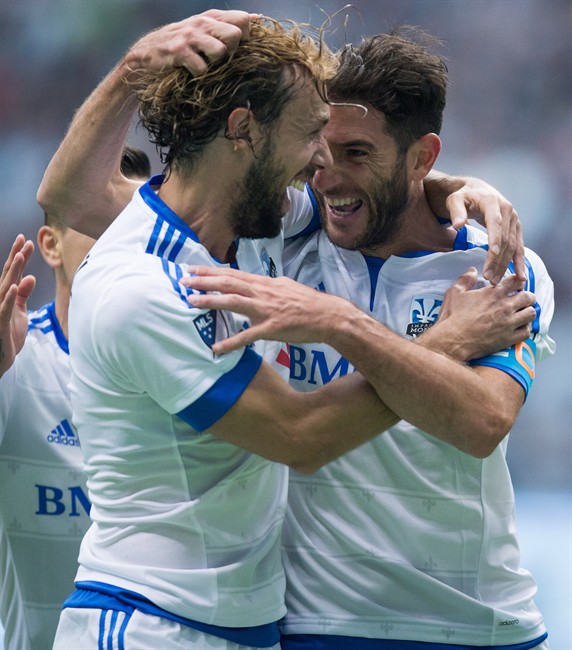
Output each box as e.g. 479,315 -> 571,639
140,175 -> 201,257
363,255 -> 385,312
67,581 -> 280,648
280,632 -> 548,650
177,347 -> 263,432
118,611 -> 130,650
146,217 -> 164,255
169,230 -> 188,261
97,609 -> 106,650
27,301 -> 69,354
156,222 -> 176,257
160,258 -> 191,304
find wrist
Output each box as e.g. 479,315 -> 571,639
415,320 -> 469,362
324,304 -> 390,354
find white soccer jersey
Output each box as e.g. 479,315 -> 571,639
0,302 -> 91,650
64,177 -> 317,639
279,223 -> 555,647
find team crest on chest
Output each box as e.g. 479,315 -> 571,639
406,294 -> 443,337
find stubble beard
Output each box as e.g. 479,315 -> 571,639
321,153 -> 410,251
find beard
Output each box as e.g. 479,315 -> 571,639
229,139 -> 287,240
322,152 -> 410,251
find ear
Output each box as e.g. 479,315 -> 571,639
227,107 -> 260,152
409,133 -> 441,181
37,225 -> 62,270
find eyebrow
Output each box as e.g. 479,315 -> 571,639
333,139 -> 374,149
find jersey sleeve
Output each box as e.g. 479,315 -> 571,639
469,248 -> 556,398
91,258 -> 262,431
282,185 -> 322,239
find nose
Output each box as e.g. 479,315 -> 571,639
311,134 -> 333,170
312,160 -> 342,193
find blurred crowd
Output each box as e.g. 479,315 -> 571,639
1,0 -> 570,490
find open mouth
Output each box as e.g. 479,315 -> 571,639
327,197 -> 363,216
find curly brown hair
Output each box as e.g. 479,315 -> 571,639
130,17 -> 338,172
328,26 -> 448,152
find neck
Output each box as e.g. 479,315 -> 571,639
159,139 -> 248,262
360,185 -> 457,259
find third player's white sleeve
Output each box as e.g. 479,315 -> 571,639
282,185 -> 321,239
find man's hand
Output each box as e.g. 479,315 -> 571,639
418,267 -> 536,362
182,266 -> 348,354
0,235 -> 36,377
124,9 -> 256,82
425,171 -> 525,286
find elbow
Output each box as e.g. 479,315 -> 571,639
277,431 -> 332,475
37,178 -> 72,228
287,456 -> 324,475
462,408 -> 513,458
282,441 -> 329,475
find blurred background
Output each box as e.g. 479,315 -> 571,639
1,0 -> 570,647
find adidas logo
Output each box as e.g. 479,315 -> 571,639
47,419 -> 80,446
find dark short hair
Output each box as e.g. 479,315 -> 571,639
328,27 -> 448,151
45,145 -> 151,227
120,145 -> 151,180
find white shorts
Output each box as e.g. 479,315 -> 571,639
52,607 -> 281,650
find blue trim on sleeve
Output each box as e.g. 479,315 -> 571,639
280,632 -> 548,650
67,581 -> 280,648
177,347 -> 263,432
469,338 -> 537,399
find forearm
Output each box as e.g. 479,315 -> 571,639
36,61 -> 139,238
423,169 -> 464,218
210,364 -> 398,474
290,372 -> 400,471
324,308 -> 512,456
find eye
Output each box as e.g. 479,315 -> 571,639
347,148 -> 368,158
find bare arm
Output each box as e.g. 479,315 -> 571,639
36,9 -> 255,238
209,361 -> 399,474
424,170 -> 525,285
183,266 -> 537,458
0,236 -> 36,378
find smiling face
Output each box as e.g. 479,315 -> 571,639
231,74 -> 331,240
312,103 -> 413,254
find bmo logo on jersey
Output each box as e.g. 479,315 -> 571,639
406,295 -> 443,337
35,484 -> 91,517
